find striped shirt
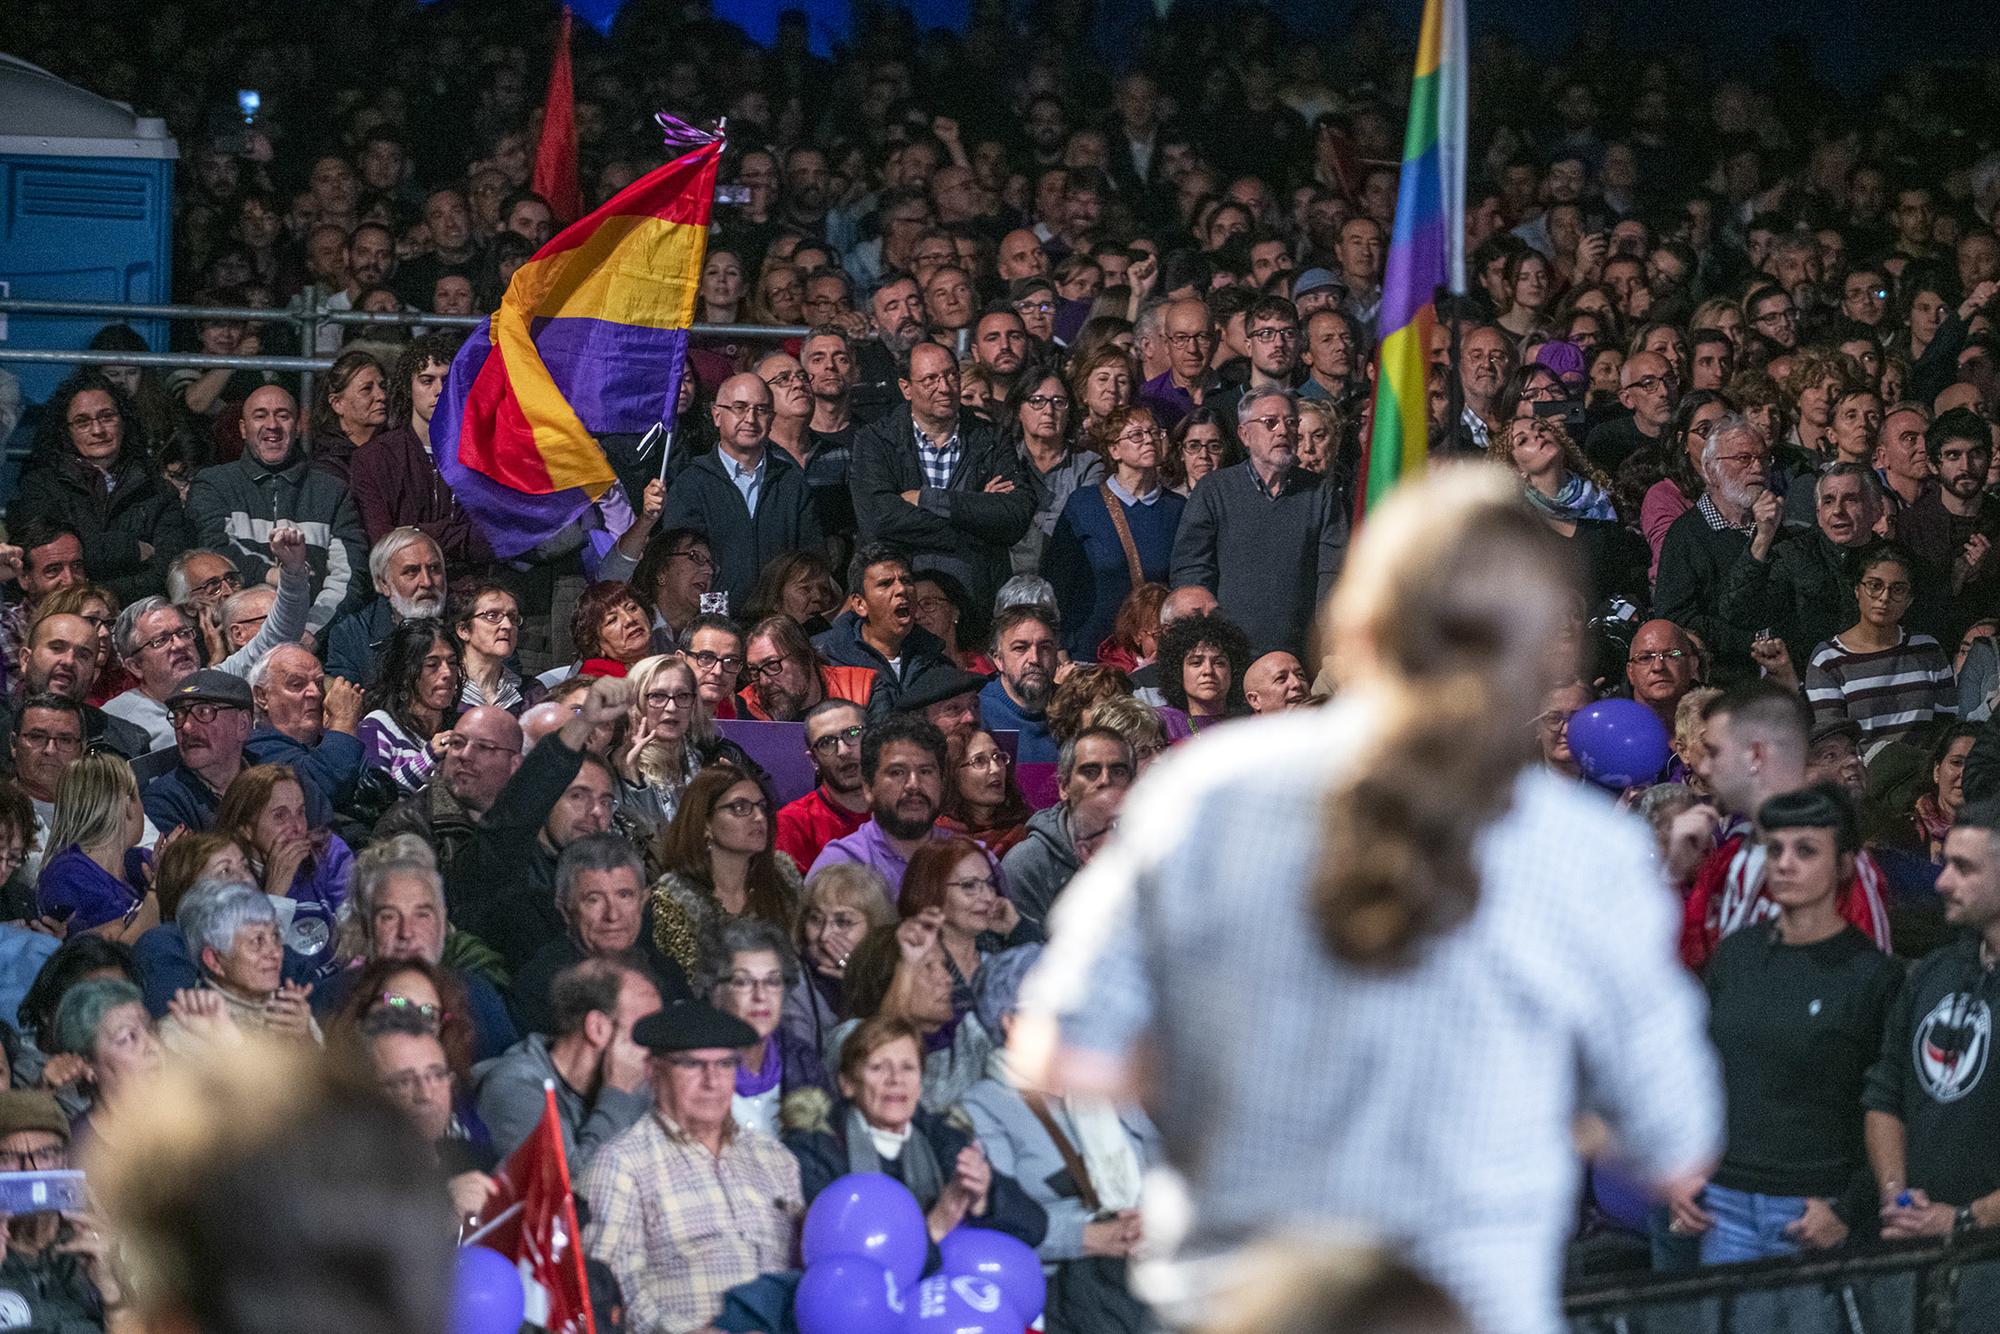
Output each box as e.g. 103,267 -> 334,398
1019,699 -> 1721,1334
1803,632 -> 1956,760
579,1111 -> 802,1334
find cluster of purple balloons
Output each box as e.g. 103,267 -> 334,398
795,1173 -> 1046,1334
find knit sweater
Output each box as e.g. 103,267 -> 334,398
1804,631 -> 1956,760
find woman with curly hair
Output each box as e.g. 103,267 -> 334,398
1493,412 -> 1650,610
8,369 -> 193,603
568,581 -> 656,676
1157,610 -> 1252,729
359,618 -> 461,797
648,766 -> 802,976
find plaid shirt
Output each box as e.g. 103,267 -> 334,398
579,1110 -> 802,1334
914,418 -> 962,491
0,599 -> 28,701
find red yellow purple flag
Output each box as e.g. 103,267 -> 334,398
1356,0 -> 1466,520
434,120 -> 720,558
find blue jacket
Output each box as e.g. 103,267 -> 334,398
813,610 -> 952,720
979,678 -> 1057,764
145,753 -> 338,834
245,723 -> 365,810
324,596 -> 396,688
1043,482 -> 1186,661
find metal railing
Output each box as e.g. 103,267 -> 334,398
0,294 -> 813,419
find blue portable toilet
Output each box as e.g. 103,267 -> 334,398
0,53 -> 178,420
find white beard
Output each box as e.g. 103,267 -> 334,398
390,593 -> 445,619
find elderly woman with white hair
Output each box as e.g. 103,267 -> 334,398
958,945 -> 1159,1333
158,878 -> 321,1050
699,916 -> 833,1138
317,833 -> 517,1058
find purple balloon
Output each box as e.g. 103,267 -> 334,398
901,1273 -> 1024,1334
938,1227 -> 1046,1322
802,1173 -> 929,1288
451,1245 -> 525,1334
1566,698 -> 1671,789
796,1254 -> 907,1334
1591,1163 -> 1651,1233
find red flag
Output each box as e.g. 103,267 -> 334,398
469,1085 -> 597,1334
532,7 -> 585,225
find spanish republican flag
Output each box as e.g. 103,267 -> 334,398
434,129 -> 721,557
1355,0 -> 1465,521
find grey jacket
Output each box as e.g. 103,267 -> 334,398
1001,804 -> 1078,932
472,1031 -> 651,1167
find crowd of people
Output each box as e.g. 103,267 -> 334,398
4,0 -> 2000,1330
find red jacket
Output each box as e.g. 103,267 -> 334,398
737,664 -> 875,721
1680,832 -> 1892,971
775,785 -> 869,871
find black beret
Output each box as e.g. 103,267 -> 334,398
631,1001 -> 757,1053
893,666 -> 991,715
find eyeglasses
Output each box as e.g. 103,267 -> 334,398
945,876 -> 999,896
1243,415 -> 1301,433
1627,649 -> 1688,667
717,401 -> 775,418
669,548 -> 715,568
690,650 -> 743,674
1713,452 -> 1770,470
1073,761 -> 1135,783
1014,299 -> 1055,316
469,608 -> 522,627
191,571 -> 244,598
960,749 -> 1010,771
726,973 -> 785,995
1164,330 -> 1216,349
1183,438 -> 1224,456
716,796 -> 771,819
745,656 -> 792,682
67,411 -> 121,433
1024,394 -> 1071,412
139,625 -> 196,654
1753,307 -> 1797,325
1858,577 -> 1913,602
1626,375 -> 1675,395
644,688 -> 696,709
1847,286 -> 1889,302
1117,427 -> 1164,447
1535,708 -> 1577,732
763,370 -> 809,387
1247,326 -> 1300,343
380,1065 -> 453,1098
806,909 -> 867,932
170,702 -> 243,726
378,993 -> 449,1024
0,1144 -> 66,1171
16,729 -> 82,751
811,725 -> 864,755
441,733 -> 521,758
909,370 -> 960,391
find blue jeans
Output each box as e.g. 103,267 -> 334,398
1699,1183 -> 1808,1264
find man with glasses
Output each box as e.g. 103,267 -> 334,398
1658,415 -> 1776,684
374,705 -> 524,868
101,598 -> 206,752
1842,267 -> 1890,328
606,526 -> 714,653
1625,621 -> 1698,731
1002,727 -> 1135,935
1138,297 -> 1224,429
142,669 -> 259,835
6,697 -> 91,880
757,348 -> 853,543
659,373 -> 823,617
739,617 -> 874,723
1585,350 -> 1679,474
775,700 -> 873,870
1745,285 -> 1800,353
1723,463 -> 1890,680
681,614 -> 748,721
581,999 -> 800,1334
361,1007 -> 499,1220
851,340 -> 1032,611
0,1090 -> 122,1324
1171,388 -> 1347,656
1215,296 -> 1304,420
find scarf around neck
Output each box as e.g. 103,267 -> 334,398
1523,472 -> 1617,524
843,1102 -> 944,1208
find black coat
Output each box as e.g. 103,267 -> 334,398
849,405 -> 1033,612
660,448 -> 824,615
5,452 -> 194,603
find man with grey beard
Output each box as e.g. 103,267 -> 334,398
1655,414 -> 1773,684
978,604 -> 1061,763
854,271 -> 930,418
327,527 -> 447,687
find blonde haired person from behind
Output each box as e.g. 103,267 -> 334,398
1199,1237 -> 1471,1334
1014,466 -> 1721,1334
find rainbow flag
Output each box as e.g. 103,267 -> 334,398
1357,0 -> 1466,518
434,126 -> 721,558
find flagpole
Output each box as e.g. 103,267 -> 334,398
460,1200 -> 525,1248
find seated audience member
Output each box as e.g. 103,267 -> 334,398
681,613 -> 748,720
1864,794 -> 2000,1241
900,835 -> 1034,1018
1157,609 -> 1253,728
774,701 -> 872,869
9,613 -> 150,761
895,664 -> 989,750
157,877 -> 320,1048
244,643 -> 367,809
1046,664 -> 1135,747
475,956 -> 663,1165
783,1013 -> 1046,1250
580,1001 -> 803,1334
512,832 -> 692,1035
325,526 -> 448,688
1804,541 -> 1955,762
940,728 -> 1036,858
216,763 -> 351,970
1003,727 -> 1137,933
808,716 -> 956,897
47,976 -> 164,1145
1624,620 -> 1697,732
451,582 -> 545,715
613,653 -> 760,839
980,604 -> 1063,763
0,1089 -> 124,1316
1244,650 -> 1313,713
562,582 -> 662,681
314,834 -> 516,1059
330,953 -> 491,1143
372,706 -> 522,871
131,831 -> 267,1014
741,551 -> 842,638
358,617 -> 462,799
738,615 -> 875,721
814,546 -> 952,716
447,676 -> 631,971
911,573 -> 991,674
355,1006 -> 497,1218
648,768 -> 802,977
142,671 -> 257,835
1669,785 -> 1903,1264
700,917 -> 834,1139
784,863 -> 897,1062
959,947 -> 1157,1313
823,909 -> 991,1110
36,754 -> 160,945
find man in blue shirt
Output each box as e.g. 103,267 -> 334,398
979,605 -> 1060,764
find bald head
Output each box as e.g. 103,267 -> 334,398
443,705 -> 524,813
1619,351 -> 1676,433
1161,585 -> 1220,628
521,701 -> 572,750
1625,619 -> 1695,712
711,373 -> 773,456
1243,651 -> 1310,713
998,229 -> 1048,280
241,384 -> 301,467
26,613 -> 99,699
